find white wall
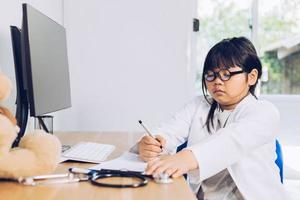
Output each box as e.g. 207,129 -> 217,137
58,0 -> 197,131
0,0 -> 63,130
261,95 -> 300,145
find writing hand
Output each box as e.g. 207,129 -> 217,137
138,135 -> 166,162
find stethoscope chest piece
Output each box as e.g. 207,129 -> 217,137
153,173 -> 173,184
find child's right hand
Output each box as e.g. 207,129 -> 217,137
138,135 -> 166,162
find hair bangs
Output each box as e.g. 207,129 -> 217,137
204,43 -> 244,73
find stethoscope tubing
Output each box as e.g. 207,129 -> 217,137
90,171 -> 148,188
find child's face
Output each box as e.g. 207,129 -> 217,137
205,65 -> 255,110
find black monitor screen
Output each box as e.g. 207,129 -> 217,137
23,3 -> 71,116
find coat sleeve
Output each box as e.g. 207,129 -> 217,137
151,97 -> 203,154
186,100 -> 280,181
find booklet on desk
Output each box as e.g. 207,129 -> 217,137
90,151 -> 147,172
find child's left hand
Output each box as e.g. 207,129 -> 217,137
145,149 -> 198,178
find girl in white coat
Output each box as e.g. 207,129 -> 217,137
137,37 -> 290,199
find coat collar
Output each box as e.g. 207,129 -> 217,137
234,93 -> 257,111
213,93 -> 256,114
223,93 -> 257,125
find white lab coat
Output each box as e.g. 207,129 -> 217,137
151,94 -> 290,200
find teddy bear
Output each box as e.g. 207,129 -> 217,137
0,71 -> 61,179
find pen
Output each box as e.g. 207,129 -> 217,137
138,120 -> 164,150
138,120 -> 155,138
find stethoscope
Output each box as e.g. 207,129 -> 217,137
18,167 -> 173,188
85,168 -> 149,188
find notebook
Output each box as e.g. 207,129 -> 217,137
90,151 -> 147,172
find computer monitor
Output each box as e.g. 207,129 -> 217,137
10,3 -> 71,146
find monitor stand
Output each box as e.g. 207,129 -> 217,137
34,115 -> 53,134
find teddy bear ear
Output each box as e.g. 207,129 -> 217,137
0,72 -> 12,101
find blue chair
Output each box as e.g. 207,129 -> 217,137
275,139 -> 283,183
176,141 -> 188,153
176,140 -> 284,183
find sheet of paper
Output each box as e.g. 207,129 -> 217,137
90,151 -> 147,172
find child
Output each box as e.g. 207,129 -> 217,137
137,37 -> 290,199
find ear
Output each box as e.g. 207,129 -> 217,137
247,69 -> 258,86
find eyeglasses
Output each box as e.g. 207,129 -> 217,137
204,69 -> 245,82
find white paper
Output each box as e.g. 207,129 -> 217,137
90,151 -> 147,172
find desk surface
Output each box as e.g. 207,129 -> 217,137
0,132 -> 197,200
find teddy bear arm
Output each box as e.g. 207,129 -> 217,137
18,131 -> 62,173
0,149 -> 40,179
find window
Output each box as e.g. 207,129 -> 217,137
259,0 -> 300,94
195,0 -> 300,95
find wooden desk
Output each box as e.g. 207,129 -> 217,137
0,132 -> 197,200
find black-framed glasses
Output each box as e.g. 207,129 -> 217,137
204,69 -> 245,82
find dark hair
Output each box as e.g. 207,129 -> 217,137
201,37 -> 262,133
